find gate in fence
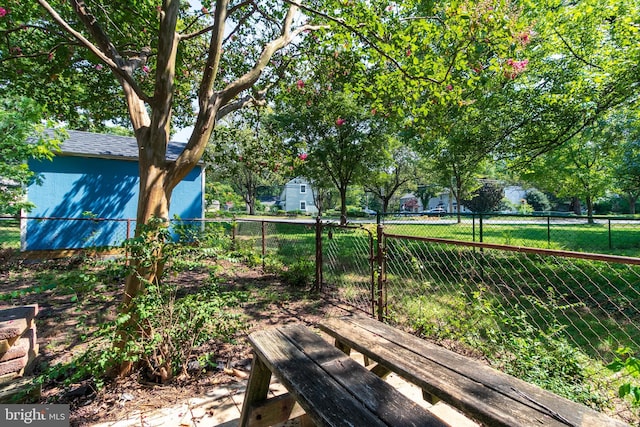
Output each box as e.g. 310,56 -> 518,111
317,222 -> 378,317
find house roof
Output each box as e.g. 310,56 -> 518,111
400,193 -> 417,200
52,130 -> 188,162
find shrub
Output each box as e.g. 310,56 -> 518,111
525,188 -> 551,212
607,347 -> 640,406
281,258 -> 315,287
405,287 -> 604,407
39,220 -> 249,386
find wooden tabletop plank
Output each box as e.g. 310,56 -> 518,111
249,328 -> 389,427
278,324 -> 447,427
319,316 -> 629,427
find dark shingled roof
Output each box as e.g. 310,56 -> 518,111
54,130 -> 188,161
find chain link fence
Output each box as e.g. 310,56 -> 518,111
1,215 -> 134,251
320,224 -> 375,315
381,232 -> 639,422
0,217 -> 20,249
4,214 -> 639,421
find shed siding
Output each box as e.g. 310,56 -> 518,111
24,156 -> 203,250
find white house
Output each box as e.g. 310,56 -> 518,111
279,177 -> 318,214
399,193 -> 423,212
504,185 -> 527,206
400,191 -> 471,213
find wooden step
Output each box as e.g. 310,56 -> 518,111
0,377 -> 41,403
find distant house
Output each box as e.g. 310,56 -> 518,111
279,177 -> 318,214
425,192 -> 471,213
400,192 -> 471,213
504,185 -> 527,206
23,130 -> 205,250
399,193 -> 423,212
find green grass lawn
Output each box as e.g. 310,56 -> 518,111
0,219 -> 20,249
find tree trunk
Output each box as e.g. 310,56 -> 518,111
382,198 -> 390,214
339,187 -> 348,225
628,193 -> 637,215
571,197 -> 582,215
114,162 -> 173,378
586,195 -> 594,224
455,182 -> 462,224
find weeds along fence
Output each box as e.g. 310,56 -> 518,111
382,234 -> 640,417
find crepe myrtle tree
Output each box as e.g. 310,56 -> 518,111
207,111 -> 291,215
0,0 -> 327,379
272,87 -> 388,225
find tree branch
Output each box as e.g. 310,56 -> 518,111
197,0 -> 228,111
216,88 -> 268,120
217,7 -> 324,106
150,0 -> 180,144
554,29 -> 604,71
37,0 -> 152,104
283,0 -> 445,84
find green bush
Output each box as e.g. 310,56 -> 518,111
39,220 -> 249,386
607,347 -> 640,406
281,258 -> 315,287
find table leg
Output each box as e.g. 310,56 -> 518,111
239,352 -> 272,427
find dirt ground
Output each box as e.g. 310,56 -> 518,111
0,254 -> 341,426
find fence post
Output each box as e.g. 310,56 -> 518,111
547,215 -> 551,248
479,213 -> 484,243
472,213 -> 476,242
315,217 -> 323,292
126,219 -> 131,240
261,221 -> 266,270
376,222 -> 386,321
608,219 -> 612,250
231,220 -> 237,250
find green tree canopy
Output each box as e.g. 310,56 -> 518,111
207,110 -> 290,215
271,86 -> 387,224
462,180 -> 505,213
0,97 -> 63,215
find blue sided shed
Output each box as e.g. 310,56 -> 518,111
23,130 -> 205,251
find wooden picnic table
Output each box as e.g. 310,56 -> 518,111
239,323 -> 448,427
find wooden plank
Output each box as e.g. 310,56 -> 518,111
279,324 -> 447,427
0,377 -> 40,403
244,393 -> 307,427
346,316 -> 630,427
0,305 -> 39,323
247,327 -> 389,427
319,316 -> 629,427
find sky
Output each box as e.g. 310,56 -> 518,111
174,126 -> 193,143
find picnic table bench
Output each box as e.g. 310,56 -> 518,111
239,323 -> 448,427
318,315 -> 630,427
